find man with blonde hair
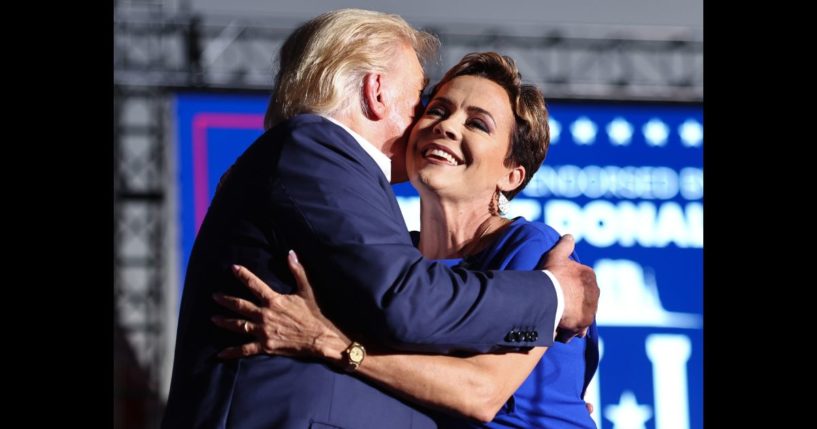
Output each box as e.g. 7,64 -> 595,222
163,9 -> 598,428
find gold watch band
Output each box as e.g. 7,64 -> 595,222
343,341 -> 366,371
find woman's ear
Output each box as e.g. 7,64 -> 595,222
362,72 -> 387,120
499,165 -> 525,194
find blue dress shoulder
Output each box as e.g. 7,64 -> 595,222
430,217 -> 599,429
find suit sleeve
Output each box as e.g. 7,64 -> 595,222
268,122 -> 558,352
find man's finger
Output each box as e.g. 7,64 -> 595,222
232,264 -> 278,302
549,234 -> 576,260
538,234 -> 575,268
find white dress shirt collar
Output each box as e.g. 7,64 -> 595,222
320,115 -> 391,181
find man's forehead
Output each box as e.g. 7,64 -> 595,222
411,60 -> 427,89
410,64 -> 425,88
394,44 -> 426,90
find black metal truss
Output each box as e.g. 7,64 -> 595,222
113,84 -> 173,410
115,12 -> 702,101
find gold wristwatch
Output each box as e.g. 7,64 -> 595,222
343,341 -> 366,371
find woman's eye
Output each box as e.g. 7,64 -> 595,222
468,119 -> 489,132
425,106 -> 445,117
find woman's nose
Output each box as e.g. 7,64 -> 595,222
433,118 -> 460,140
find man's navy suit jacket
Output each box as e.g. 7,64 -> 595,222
162,114 -> 560,428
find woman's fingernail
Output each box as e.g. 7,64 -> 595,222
289,250 -> 299,264
232,264 -> 241,274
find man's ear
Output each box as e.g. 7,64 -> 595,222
499,165 -> 526,194
362,72 -> 387,120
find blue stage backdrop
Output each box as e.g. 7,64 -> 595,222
175,92 -> 703,429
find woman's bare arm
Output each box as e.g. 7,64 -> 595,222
343,344 -> 545,422
213,253 -> 546,422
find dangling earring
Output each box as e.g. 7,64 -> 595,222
497,191 -> 510,217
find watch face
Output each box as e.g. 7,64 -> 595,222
349,347 -> 363,362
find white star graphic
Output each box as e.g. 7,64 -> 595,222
679,119 -> 703,147
643,119 -> 669,147
549,118 -> 561,144
571,116 -> 597,145
604,391 -> 652,429
607,117 -> 634,146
